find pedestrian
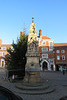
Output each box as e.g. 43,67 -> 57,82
12,74 -> 15,82
63,69 -> 65,75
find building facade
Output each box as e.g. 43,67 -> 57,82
0,21 -> 67,71
0,39 -> 11,67
38,29 -> 55,71
38,29 -> 67,71
54,43 -> 67,71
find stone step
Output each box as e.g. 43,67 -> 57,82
15,83 -> 49,91
15,83 -> 56,95
14,86 -> 55,95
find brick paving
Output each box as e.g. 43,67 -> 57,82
0,71 -> 67,100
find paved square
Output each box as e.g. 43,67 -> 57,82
0,71 -> 67,100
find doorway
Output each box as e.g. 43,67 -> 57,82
2,61 -> 4,67
42,61 -> 47,71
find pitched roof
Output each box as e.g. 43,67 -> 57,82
54,43 -> 67,46
42,36 -> 51,39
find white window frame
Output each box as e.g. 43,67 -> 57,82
56,50 -> 60,53
49,41 -> 53,51
61,50 -> 65,53
57,55 -> 60,60
42,54 -> 48,58
62,55 -> 65,60
1,46 -> 6,50
42,47 -> 48,52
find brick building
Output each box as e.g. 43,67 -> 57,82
54,43 -> 67,71
0,20 -> 67,71
38,29 -> 55,71
38,29 -> 67,71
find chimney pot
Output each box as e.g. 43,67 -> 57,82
39,29 -> 42,37
20,31 -> 23,36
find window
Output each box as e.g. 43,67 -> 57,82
57,56 -> 60,60
62,55 -> 65,60
61,50 -> 65,53
56,50 -> 60,53
42,47 -> 48,52
42,40 -> 46,45
1,47 -> 6,50
49,41 -> 53,51
2,52 -> 5,57
50,42 -> 53,47
42,54 -> 48,58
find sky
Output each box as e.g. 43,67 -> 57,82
0,0 -> 67,44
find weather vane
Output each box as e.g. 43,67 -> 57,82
32,17 -> 34,22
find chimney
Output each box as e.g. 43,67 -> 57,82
20,31 -> 23,36
39,29 -> 42,37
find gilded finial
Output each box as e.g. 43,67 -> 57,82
32,17 -> 34,22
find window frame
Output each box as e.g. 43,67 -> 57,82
62,55 -> 65,60
56,50 -> 60,53
1,46 -> 6,50
57,55 -> 60,60
61,50 -> 65,53
42,54 -> 48,58
49,41 -> 53,51
42,47 -> 48,52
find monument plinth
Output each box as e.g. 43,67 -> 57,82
23,20 -> 41,85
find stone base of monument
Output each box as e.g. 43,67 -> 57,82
23,68 -> 42,86
15,82 -> 55,95
15,68 -> 55,95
